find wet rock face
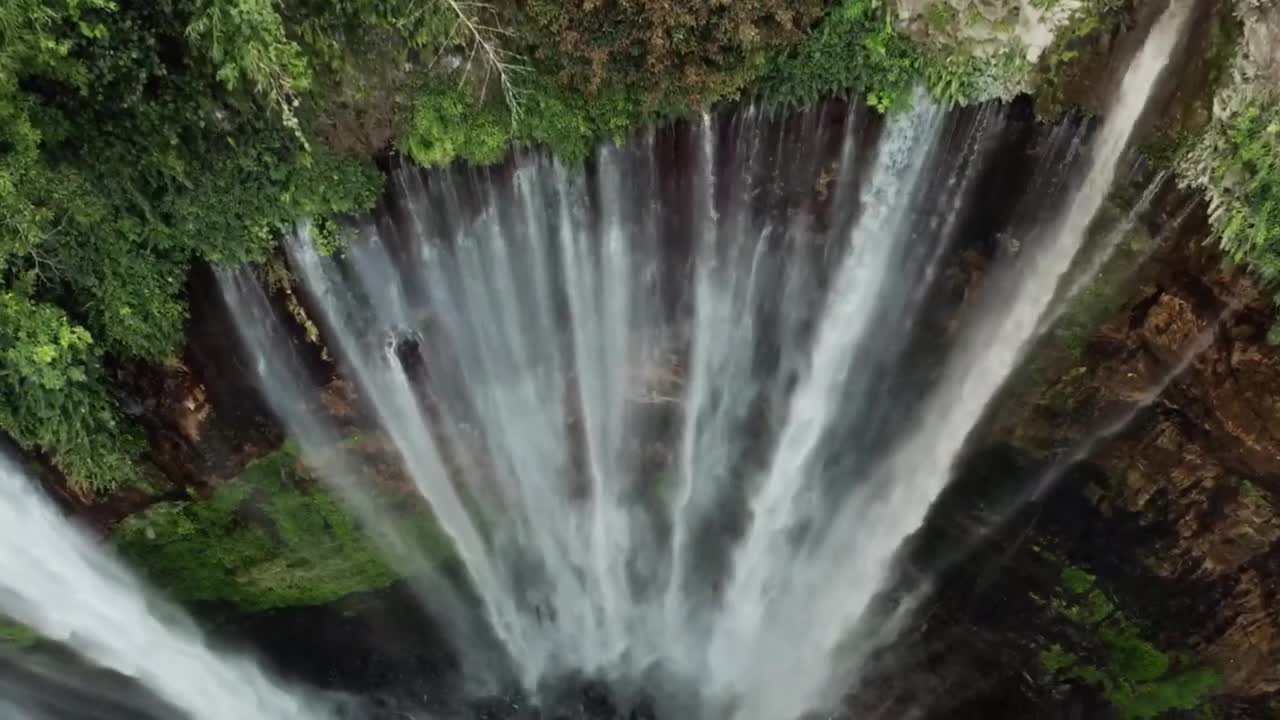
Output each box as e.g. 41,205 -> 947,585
58,264 -> 344,527
894,0 -> 1080,62
1239,0 -> 1280,85
989,202 -> 1280,704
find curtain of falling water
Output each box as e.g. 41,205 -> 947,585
219,4 -> 1188,717
704,5 -> 1191,719
0,455 -> 330,720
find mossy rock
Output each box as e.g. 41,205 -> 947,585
114,446 -> 453,612
1038,559 -> 1221,720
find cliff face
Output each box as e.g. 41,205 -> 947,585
862,6 -> 1280,715
980,218 -> 1280,705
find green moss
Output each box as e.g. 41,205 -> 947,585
926,3 -> 959,34
1061,566 -> 1097,594
1041,644 -> 1079,672
1059,588 -> 1116,625
1102,625 -> 1170,683
114,445 -> 452,611
1104,666 -> 1221,720
1239,479 -> 1267,500
0,618 -> 38,649
1041,560 -> 1220,719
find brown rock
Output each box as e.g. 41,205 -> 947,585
1204,571 -> 1280,695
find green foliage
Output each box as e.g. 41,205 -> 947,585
1061,566 -> 1097,595
401,0 -> 1035,167
755,0 -> 922,112
754,0 -> 1031,112
0,290 -> 143,492
517,0 -> 824,110
1049,0 -> 1131,63
188,0 -> 311,135
1033,0 -> 1133,114
931,44 -> 1032,105
0,0 -> 385,490
114,445 -> 452,610
1043,563 -> 1221,719
402,73 -> 649,168
513,81 -> 644,164
1111,668 -> 1221,720
286,0 -> 458,156
1193,100 -> 1280,285
1040,644 -> 1079,672
1102,625 -> 1170,683
1057,584 -> 1116,626
404,84 -> 511,167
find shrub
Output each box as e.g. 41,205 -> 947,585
1184,99 -> 1280,284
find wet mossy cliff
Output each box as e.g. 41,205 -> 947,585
860,3 -> 1280,718
7,0 -> 1280,718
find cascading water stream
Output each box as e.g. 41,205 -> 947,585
701,6 -> 1190,717
214,5 -> 1189,719
0,455 -> 329,720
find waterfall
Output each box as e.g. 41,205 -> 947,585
212,4 -> 1188,716
0,455 -> 329,720
0,4 -> 1183,719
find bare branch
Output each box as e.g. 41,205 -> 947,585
459,36 -> 481,90
27,248 -> 64,284
437,0 -> 526,120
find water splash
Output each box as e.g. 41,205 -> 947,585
0,455 -> 329,720
212,5 -> 1189,718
